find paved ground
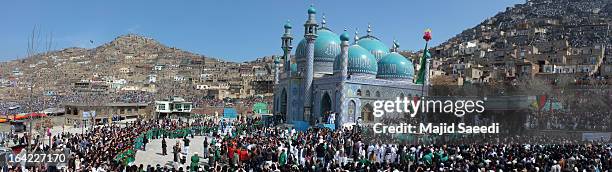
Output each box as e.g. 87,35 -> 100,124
1,117 -> 211,169
133,136 -> 211,169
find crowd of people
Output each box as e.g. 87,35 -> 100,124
112,91 -> 155,103
0,90 -> 246,115
527,110 -> 612,131
0,115 -> 610,172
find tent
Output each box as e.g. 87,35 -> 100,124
317,124 -> 335,130
542,101 -> 563,111
293,121 -> 309,131
252,102 -> 269,114
223,108 -> 238,119
10,120 -> 26,132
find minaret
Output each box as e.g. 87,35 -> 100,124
340,29 -> 350,80
281,20 -> 293,77
391,39 -> 399,52
303,5 -> 318,121
354,29 -> 359,44
337,29 -> 350,125
273,55 -> 280,84
321,14 -> 327,28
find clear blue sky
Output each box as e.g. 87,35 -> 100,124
0,0 -> 523,62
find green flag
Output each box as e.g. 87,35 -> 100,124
416,29 -> 432,85
415,47 -> 431,84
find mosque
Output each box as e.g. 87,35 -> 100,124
272,6 -> 427,127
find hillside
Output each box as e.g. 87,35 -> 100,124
437,0 -> 612,49
0,34 -> 275,101
430,0 -> 612,84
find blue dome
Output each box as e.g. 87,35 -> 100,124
357,37 -> 389,61
377,52 -> 414,80
295,29 -> 341,63
333,45 -> 377,75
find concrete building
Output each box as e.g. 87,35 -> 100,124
64,102 -> 151,124
154,97 -> 193,117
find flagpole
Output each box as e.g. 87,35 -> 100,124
418,29 -> 432,123
420,41 -> 429,99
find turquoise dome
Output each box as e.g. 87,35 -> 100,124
284,22 -> 292,29
377,52 -> 414,80
357,37 -> 389,61
333,45 -> 377,75
340,32 -> 350,41
295,29 -> 341,62
308,6 -> 316,14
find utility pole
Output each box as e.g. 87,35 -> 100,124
43,31 -> 53,147
26,26 -> 37,152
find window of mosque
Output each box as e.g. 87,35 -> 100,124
365,90 -> 371,97
356,89 -> 362,96
376,91 -> 381,97
348,100 -> 356,120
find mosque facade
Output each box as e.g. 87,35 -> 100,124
273,6 -> 426,126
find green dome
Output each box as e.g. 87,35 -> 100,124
357,37 -> 389,61
308,6 -> 316,14
377,52 -> 414,80
295,29 -> 341,63
333,45 -> 377,75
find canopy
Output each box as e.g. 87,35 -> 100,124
28,112 -> 47,118
42,108 -> 65,114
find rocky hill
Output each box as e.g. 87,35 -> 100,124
430,0 -> 612,83
438,0 -> 612,49
0,34 -> 274,100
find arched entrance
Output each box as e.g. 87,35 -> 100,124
348,100 -> 356,122
320,92 -> 332,123
361,103 -> 374,123
280,89 -> 287,122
